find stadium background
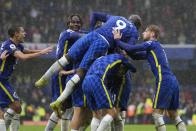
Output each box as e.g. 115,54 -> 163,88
1,0 -> 196,128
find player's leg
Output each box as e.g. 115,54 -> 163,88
4,101 -> 21,130
91,110 -> 102,131
71,107 -> 86,131
0,109 -> 6,131
61,107 -> 73,131
70,81 -> 92,131
167,77 -> 186,131
96,108 -> 117,131
45,112 -> 59,131
79,107 -> 92,131
152,109 -> 166,131
35,33 -> 91,88
166,110 -> 186,131
35,54 -> 70,88
0,81 -> 21,130
112,108 -> 124,131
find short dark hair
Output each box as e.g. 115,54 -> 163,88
128,15 -> 142,30
66,14 -> 83,27
147,25 -> 160,39
8,26 -> 21,38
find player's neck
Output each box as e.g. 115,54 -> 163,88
10,38 -> 19,45
149,37 -> 157,41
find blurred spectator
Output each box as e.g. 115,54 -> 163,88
0,0 -> 195,44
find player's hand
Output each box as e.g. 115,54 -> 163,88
59,70 -> 75,76
112,28 -> 122,40
40,46 -> 53,55
0,50 -> 9,60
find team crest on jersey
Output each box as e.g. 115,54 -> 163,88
10,44 -> 16,50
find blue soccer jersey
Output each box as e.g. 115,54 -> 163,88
0,39 -> 24,79
0,39 -> 24,108
90,12 -> 139,47
117,40 -> 179,109
82,54 -> 136,110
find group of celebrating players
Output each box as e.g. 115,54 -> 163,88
0,11 -> 187,131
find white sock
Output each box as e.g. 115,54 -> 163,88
91,117 -> 100,131
43,56 -> 69,80
63,108 -> 73,120
152,113 -> 166,131
45,112 -> 59,131
114,113 -> 124,131
10,114 -> 20,131
71,129 -> 78,131
57,74 -> 80,102
4,108 -> 15,129
61,119 -> 70,131
175,116 -> 187,131
97,114 -> 113,131
0,119 -> 6,131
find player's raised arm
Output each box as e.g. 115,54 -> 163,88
90,12 -> 111,31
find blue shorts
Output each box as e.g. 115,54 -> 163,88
66,74 -> 86,107
112,72 -> 131,111
82,75 -> 114,111
51,73 -> 72,109
153,75 -> 179,110
51,73 -> 66,102
68,31 -> 109,70
0,79 -> 19,108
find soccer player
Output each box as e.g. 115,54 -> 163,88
0,50 -> 10,131
0,26 -> 52,131
44,14 -> 84,131
113,25 -> 187,131
35,12 -> 142,112
82,53 -> 136,131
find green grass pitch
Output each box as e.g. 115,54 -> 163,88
19,125 -> 196,131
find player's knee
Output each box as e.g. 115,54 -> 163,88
76,68 -> 86,78
10,102 -> 22,114
0,110 -> 4,118
152,112 -> 165,128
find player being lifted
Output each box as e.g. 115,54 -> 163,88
44,14 -> 84,131
0,26 -> 52,131
113,25 -> 187,131
35,12 -> 142,111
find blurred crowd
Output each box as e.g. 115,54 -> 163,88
0,0 -> 196,44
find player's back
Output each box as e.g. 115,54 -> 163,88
86,54 -> 126,78
95,16 -> 138,47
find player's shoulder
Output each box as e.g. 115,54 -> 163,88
1,39 -> 16,50
59,29 -> 74,37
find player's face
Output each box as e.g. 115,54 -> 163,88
15,27 -> 26,43
69,16 -> 81,31
142,28 -> 151,41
